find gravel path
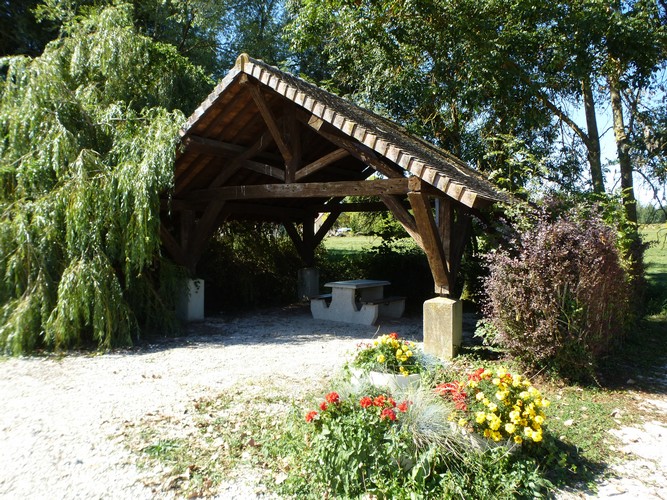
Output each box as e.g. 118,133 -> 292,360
1,305 -> 665,499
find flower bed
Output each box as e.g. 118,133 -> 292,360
436,367 -> 549,445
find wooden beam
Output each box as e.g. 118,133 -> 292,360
244,78 -> 293,164
309,200 -> 400,212
184,135 -> 282,163
242,159 -> 285,181
314,210 -> 341,246
283,222 -> 305,258
209,129 -> 275,189
285,106 -> 300,183
302,212 -> 315,265
160,223 -> 187,270
296,111 -> 404,179
295,148 -> 350,181
380,195 -> 423,247
408,191 -> 451,295
187,201 -> 228,265
183,178 -> 410,202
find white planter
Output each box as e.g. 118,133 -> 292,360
350,368 -> 421,391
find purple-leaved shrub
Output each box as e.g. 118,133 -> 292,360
483,213 -> 631,382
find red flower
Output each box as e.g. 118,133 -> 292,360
434,382 -> 461,396
359,396 -> 373,408
380,408 -> 397,421
374,395 -> 387,407
388,397 -> 397,408
325,392 -> 340,404
468,368 -> 485,382
435,382 -> 468,411
388,332 -> 399,340
397,401 -> 410,413
319,401 -> 328,411
305,411 -> 318,423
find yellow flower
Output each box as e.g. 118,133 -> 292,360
491,431 -> 502,442
495,391 -> 508,401
505,423 -> 516,434
476,392 -> 485,401
513,435 -> 523,444
492,377 -> 501,385
487,402 -> 498,412
405,350 -> 413,358
377,354 -> 386,363
534,415 -> 544,425
531,430 -> 543,443
475,412 -> 486,424
458,418 -> 468,427
523,427 -> 533,438
520,391 -> 530,400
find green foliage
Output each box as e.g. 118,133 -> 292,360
0,3 -> 212,353
481,207 -> 632,382
197,222 -> 303,311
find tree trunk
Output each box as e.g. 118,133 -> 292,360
608,64 -> 637,223
581,76 -> 605,194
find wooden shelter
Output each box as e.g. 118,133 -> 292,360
161,54 -> 509,297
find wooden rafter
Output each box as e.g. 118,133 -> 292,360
296,111 -> 404,179
244,77 -> 293,164
183,135 -> 282,163
295,148 -> 350,181
242,159 -> 285,181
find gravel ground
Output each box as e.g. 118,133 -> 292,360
1,304 -> 665,499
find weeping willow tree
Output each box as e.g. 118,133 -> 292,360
0,4 -> 212,354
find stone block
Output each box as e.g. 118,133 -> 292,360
423,297 -> 462,359
176,279 -> 205,321
297,267 -> 320,300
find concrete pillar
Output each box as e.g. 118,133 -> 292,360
423,296 -> 462,359
176,279 -> 205,321
297,267 -> 320,300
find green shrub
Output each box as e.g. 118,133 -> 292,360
197,222 -> 304,312
482,211 -> 631,382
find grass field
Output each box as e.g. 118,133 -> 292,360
322,234 -> 381,254
642,223 -> 667,286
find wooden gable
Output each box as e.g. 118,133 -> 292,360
162,54 -> 510,296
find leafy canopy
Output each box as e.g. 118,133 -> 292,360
0,3 -> 212,353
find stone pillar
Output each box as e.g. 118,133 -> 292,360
176,279 -> 205,321
297,267 -> 320,300
423,296 -> 462,359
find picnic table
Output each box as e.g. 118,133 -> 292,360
310,279 -> 405,325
